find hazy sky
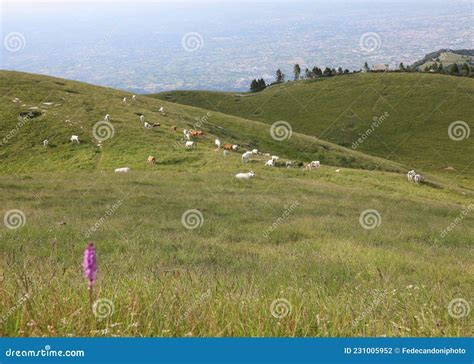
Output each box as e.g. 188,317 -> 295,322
1,0 -> 472,92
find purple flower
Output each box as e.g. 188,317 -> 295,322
82,242 -> 97,289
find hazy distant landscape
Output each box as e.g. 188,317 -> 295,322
1,0 -> 472,92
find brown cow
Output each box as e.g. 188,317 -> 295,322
147,155 -> 156,164
223,143 -> 233,150
190,130 -> 203,137
170,125 -> 177,132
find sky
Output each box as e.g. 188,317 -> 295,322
1,0 -> 472,92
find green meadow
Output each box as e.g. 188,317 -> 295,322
0,71 -> 472,337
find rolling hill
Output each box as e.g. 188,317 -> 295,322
1,70 -> 472,337
153,73 -> 474,183
0,71 -> 407,174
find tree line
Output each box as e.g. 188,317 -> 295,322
250,60 -> 472,92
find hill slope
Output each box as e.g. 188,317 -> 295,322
154,73 -> 474,181
0,71 -> 406,174
1,71 -> 472,337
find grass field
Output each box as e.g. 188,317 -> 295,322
0,71 -> 472,337
154,73 -> 474,183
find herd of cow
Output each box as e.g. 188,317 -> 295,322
38,98 -> 424,184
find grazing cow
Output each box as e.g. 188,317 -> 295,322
191,130 -> 203,137
407,170 -> 416,181
147,155 -> 156,164
414,174 -> 424,183
171,125 -> 177,132
252,149 -> 258,155
115,167 -> 131,173
235,171 -> 255,180
70,135 -> 80,143
185,141 -> 195,149
271,156 -> 280,162
215,139 -> 221,149
152,122 -> 161,127
132,95 -> 136,100
159,107 -> 165,113
123,97 -> 127,103
285,161 -> 293,168
43,139 -> 49,147
310,161 -> 320,168
242,151 -> 252,163
223,143 -> 233,150
104,114 -> 111,122
144,122 -> 152,129
232,144 -> 239,151
335,169 -> 341,173
140,115 -> 145,123
265,159 -> 275,167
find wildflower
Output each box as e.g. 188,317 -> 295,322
82,242 -> 97,290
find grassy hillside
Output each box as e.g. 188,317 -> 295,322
0,71 -> 404,174
154,73 -> 474,184
1,71 -> 472,337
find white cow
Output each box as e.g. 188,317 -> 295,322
123,97 -> 127,103
132,95 -> 136,100
310,161 -> 320,168
185,141 -> 195,149
159,107 -> 165,114
104,114 -> 111,122
285,161 -> 292,168
265,159 -> 275,167
70,135 -> 80,143
140,115 -> 145,123
144,122 -> 152,129
271,156 -> 279,162
235,171 -> 255,180
407,170 -> 416,181
215,139 -> 221,149
242,151 -> 252,163
115,167 -> 131,173
252,149 -> 258,155
232,144 -> 239,151
43,139 -> 49,147
414,174 -> 424,183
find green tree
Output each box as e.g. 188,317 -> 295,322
461,63 -> 470,75
363,62 -> 370,72
250,79 -> 258,92
323,67 -> 332,77
337,67 -> 343,75
293,64 -> 301,80
399,62 -> 405,71
450,63 -> 460,75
